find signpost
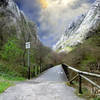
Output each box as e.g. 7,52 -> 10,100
25,42 -> 30,80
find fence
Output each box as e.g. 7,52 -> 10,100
62,64 -> 100,95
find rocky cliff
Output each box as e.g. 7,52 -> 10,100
54,0 -> 100,52
0,0 -> 40,48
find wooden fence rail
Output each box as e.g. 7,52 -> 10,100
62,64 -> 100,94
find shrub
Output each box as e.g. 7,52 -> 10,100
1,38 -> 23,62
0,61 -> 28,78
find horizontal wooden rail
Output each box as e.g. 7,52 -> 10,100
62,64 -> 100,94
80,75 -> 100,89
62,64 -> 100,78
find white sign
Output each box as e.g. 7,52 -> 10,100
25,42 -> 30,49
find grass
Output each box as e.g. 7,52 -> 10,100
0,73 -> 25,93
0,60 -> 43,93
68,81 -> 100,100
0,58 -> 43,93
0,81 -> 13,93
92,97 -> 100,100
0,60 -> 26,93
76,87 -> 90,99
80,55 -> 97,71
76,87 -> 100,100
65,46 -> 74,52
0,73 -> 25,81
56,46 -> 74,53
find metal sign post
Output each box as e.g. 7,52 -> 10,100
25,42 -> 30,80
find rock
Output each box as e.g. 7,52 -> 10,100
0,0 -> 40,47
54,0 -> 100,52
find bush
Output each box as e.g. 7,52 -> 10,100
0,61 -> 28,78
1,38 -> 23,62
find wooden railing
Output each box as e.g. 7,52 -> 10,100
62,64 -> 100,94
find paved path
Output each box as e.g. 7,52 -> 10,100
0,65 -> 84,100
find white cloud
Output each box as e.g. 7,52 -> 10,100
18,0 -> 93,47
37,0 -> 91,46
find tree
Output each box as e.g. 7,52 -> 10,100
1,38 -> 23,63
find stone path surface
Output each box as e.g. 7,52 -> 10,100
0,65 -> 84,100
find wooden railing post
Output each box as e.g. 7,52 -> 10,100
62,64 -> 70,81
79,73 -> 82,94
66,66 -> 70,81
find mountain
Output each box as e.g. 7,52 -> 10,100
54,0 -> 100,52
0,0 -> 59,75
0,0 -> 40,48
0,0 -> 43,68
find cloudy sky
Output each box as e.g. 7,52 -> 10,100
15,0 -> 96,47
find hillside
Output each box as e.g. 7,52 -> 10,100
54,0 -> 100,53
53,0 -> 100,73
0,0 -> 40,76
0,0 -> 40,48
